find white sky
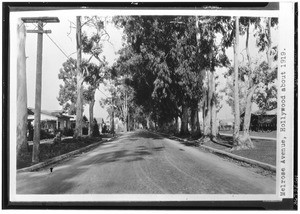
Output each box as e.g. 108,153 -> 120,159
21,15 -> 124,119
11,10 -> 278,121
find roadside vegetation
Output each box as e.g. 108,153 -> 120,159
17,15 -> 278,166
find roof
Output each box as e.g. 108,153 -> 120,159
240,108 -> 277,117
28,114 -> 57,121
28,107 -> 73,120
252,108 -> 277,116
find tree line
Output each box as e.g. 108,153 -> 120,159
58,15 -> 278,150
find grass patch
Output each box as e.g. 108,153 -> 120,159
17,137 -> 102,170
167,132 -> 276,166
205,136 -> 276,166
219,130 -> 277,139
231,139 -> 276,166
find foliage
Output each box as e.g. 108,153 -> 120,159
113,16 -> 207,126
57,58 -> 80,114
82,127 -> 88,135
222,17 -> 278,116
62,128 -> 74,137
92,118 -> 101,137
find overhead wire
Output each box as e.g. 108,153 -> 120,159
29,23 -> 113,100
31,23 -> 71,60
45,33 -> 71,60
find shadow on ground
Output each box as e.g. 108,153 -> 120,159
18,133 -> 165,194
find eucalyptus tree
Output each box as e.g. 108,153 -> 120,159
82,61 -> 107,136
58,58 -> 106,137
233,16 -> 241,146
195,16 -> 234,140
234,17 -> 278,149
57,58 -> 79,115
113,16 -> 185,132
73,16 -> 111,138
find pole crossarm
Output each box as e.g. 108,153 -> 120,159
21,17 -> 60,23
26,30 -> 52,34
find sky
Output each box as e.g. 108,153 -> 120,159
11,10 -> 278,121
22,15 -> 124,120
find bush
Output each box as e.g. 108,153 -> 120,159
102,124 -> 108,133
82,127 -> 88,135
62,128 -> 74,136
53,131 -> 62,144
40,129 -> 55,140
92,119 -> 101,137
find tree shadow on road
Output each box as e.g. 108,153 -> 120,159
127,130 -> 165,140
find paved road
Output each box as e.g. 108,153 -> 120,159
17,130 -> 276,194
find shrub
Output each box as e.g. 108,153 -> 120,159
102,124 -> 108,133
92,119 -> 101,137
82,127 -> 88,135
63,128 -> 74,136
40,129 -> 55,140
53,131 -> 62,144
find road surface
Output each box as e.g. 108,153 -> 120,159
17,130 -> 276,194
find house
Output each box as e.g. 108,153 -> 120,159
240,108 -> 277,132
219,118 -> 234,131
28,108 -> 73,132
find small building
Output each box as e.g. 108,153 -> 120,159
28,108 -> 73,133
219,118 -> 234,131
240,108 -> 277,132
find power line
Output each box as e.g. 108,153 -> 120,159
98,88 -> 110,98
31,23 -> 71,60
45,33 -> 71,60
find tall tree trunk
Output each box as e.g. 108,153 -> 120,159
146,116 -> 150,129
191,104 -> 201,138
88,95 -> 95,137
240,19 -> 255,149
111,99 -> 115,134
124,90 -> 128,132
174,116 -> 179,134
240,86 -> 256,148
17,19 -> 28,157
233,16 -> 241,146
210,71 -> 218,140
203,71 -> 211,137
74,16 -> 83,139
180,103 -> 189,135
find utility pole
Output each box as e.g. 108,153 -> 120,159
22,17 -> 59,163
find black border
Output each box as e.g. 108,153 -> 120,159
2,1 -> 296,210
6,2 -> 279,11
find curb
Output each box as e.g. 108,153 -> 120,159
17,137 -> 116,173
150,130 -> 276,172
200,145 -> 276,172
219,133 -> 276,141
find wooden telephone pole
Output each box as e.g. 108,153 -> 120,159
21,17 -> 59,163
